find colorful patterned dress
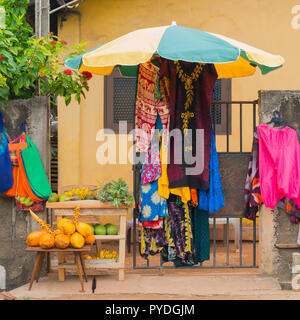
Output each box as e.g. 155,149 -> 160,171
159,58 -> 218,190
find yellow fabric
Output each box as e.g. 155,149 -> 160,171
158,133 -> 191,204
78,64 -> 114,75
214,56 -> 257,78
208,32 -> 285,68
82,25 -> 168,68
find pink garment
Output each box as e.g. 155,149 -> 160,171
258,124 -> 300,210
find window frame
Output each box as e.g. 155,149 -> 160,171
211,78 -> 232,135
104,68 -> 136,134
104,68 -> 232,135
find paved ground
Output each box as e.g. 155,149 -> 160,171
9,270 -> 300,300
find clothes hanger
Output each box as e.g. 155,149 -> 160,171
266,110 -> 300,140
266,110 -> 295,129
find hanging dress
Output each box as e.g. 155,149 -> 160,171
161,195 -> 195,265
135,61 -> 170,153
244,126 -> 300,223
258,124 -> 300,210
159,58 -> 217,190
198,120 -> 225,213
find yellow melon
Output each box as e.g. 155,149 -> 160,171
39,233 -> 55,249
55,234 -> 70,249
57,218 -> 71,231
76,222 -> 93,237
70,232 -> 85,249
26,230 -> 44,247
60,221 -> 76,235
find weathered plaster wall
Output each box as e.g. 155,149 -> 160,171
259,91 -> 300,288
0,97 -> 49,290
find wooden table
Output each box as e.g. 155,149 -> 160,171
26,245 -> 92,292
46,200 -> 135,281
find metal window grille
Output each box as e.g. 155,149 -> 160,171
211,79 -> 222,125
113,77 -> 136,124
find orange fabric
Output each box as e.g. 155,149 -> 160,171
190,188 -> 198,207
14,150 -> 43,202
5,166 -> 18,197
6,136 -> 28,197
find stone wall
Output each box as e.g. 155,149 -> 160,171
0,97 -> 49,291
259,90 -> 300,289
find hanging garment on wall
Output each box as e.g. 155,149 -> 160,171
15,150 -> 44,202
244,126 -> 300,223
0,113 -> 13,193
159,58 -> 217,190
135,61 -> 170,153
161,196 -> 195,265
192,207 -> 210,264
139,180 -> 168,222
9,134 -> 26,166
258,124 -> 300,210
21,136 -> 52,199
198,122 -> 225,213
244,127 -> 261,220
6,134 -> 28,197
15,200 -> 44,212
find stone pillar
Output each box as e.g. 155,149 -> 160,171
0,97 -> 49,290
258,90 -> 300,288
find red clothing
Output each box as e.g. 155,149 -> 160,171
135,61 -> 169,153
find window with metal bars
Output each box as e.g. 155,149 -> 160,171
211,78 -> 232,135
104,68 -> 231,134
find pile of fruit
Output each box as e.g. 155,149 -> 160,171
48,186 -> 97,203
83,249 -> 118,260
92,223 -> 118,236
26,206 -> 96,249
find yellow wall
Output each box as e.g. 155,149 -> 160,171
58,0 -> 300,193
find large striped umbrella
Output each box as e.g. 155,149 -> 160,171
65,23 -> 284,78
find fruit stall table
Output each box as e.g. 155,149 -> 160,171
46,200 -> 134,281
26,245 -> 92,292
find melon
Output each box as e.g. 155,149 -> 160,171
26,230 -> 44,247
57,218 -> 71,230
106,224 -> 118,235
55,234 -> 70,249
76,222 -> 93,237
39,233 -> 55,249
60,221 -> 76,235
70,232 -> 85,249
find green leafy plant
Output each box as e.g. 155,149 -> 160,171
97,178 -> 134,208
0,0 -> 91,109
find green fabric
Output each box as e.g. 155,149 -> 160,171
192,207 -> 210,264
21,137 -> 52,199
240,50 -> 282,75
119,65 -> 138,77
157,25 -> 240,63
65,45 -> 103,71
